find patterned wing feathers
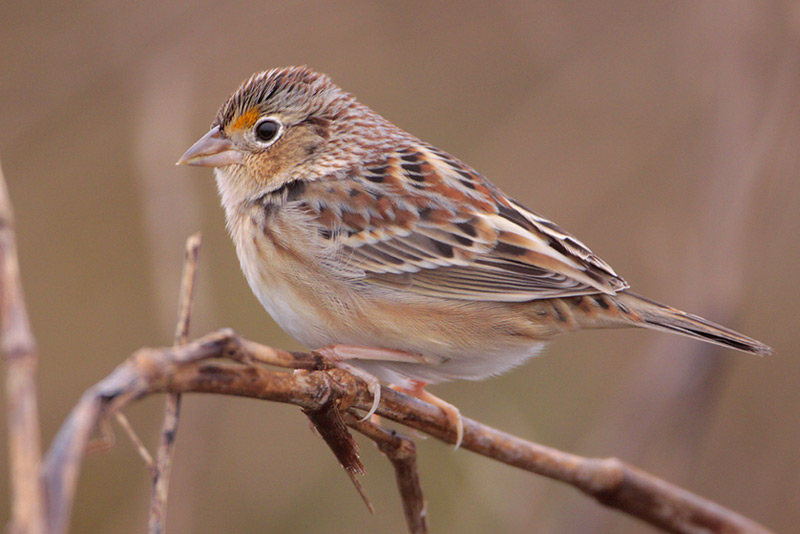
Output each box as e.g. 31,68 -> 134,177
291,144 -> 627,302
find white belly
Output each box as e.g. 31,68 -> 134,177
233,220 -> 338,349
229,208 -> 548,385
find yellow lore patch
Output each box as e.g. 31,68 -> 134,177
230,107 -> 260,132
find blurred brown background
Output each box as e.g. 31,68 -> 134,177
1,2 -> 798,533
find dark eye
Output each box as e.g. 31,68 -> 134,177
255,119 -> 281,143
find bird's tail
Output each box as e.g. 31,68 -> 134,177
598,291 -> 773,355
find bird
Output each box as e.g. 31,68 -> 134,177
178,66 -> 772,448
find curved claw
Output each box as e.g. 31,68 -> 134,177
453,414 -> 464,450
359,381 -> 382,422
436,399 -> 463,450
341,365 -> 381,420
319,358 -> 383,421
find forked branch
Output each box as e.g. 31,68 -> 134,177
41,328 -> 772,534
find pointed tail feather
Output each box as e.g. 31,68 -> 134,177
612,291 -> 773,356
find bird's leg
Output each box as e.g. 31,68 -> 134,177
394,379 -> 464,450
316,345 -> 440,364
314,345 -> 437,422
314,346 -> 463,447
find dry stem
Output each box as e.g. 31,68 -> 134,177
345,414 -> 427,534
0,159 -> 46,534
148,232 -> 201,534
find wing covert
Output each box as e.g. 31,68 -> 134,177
289,144 -> 628,302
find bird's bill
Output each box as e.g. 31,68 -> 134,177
177,126 -> 244,167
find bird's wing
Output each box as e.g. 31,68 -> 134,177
292,144 -> 627,302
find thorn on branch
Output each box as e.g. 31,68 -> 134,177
304,403 -> 365,476
303,380 -> 374,514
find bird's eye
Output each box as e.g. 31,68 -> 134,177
254,119 -> 282,144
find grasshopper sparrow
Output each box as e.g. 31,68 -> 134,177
179,67 -> 771,447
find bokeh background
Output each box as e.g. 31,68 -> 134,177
1,2 -> 799,533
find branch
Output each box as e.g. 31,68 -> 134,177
0,158 -> 46,534
41,329 -> 772,534
344,414 -> 427,534
148,232 -> 201,534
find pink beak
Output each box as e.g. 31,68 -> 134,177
177,126 -> 244,167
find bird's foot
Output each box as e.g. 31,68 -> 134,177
393,379 -> 464,450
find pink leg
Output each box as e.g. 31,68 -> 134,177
318,345 -> 439,364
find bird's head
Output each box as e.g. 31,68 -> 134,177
178,66 -> 392,207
